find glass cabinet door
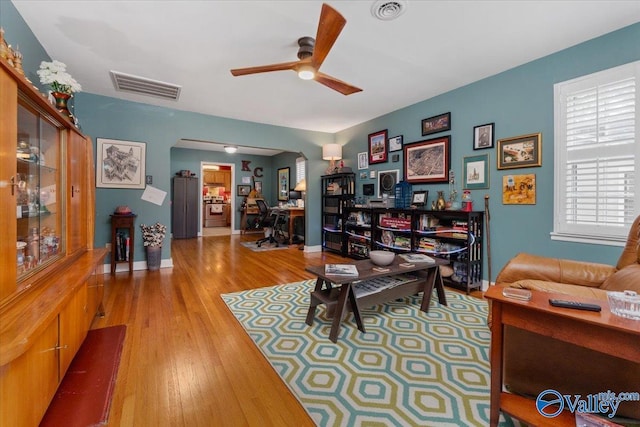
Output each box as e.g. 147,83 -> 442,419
16,101 -> 64,282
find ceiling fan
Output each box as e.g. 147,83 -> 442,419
230,3 -> 362,96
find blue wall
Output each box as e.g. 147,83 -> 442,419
170,148 -> 302,229
3,0 -> 639,277
337,23 -> 640,278
76,93 -> 331,263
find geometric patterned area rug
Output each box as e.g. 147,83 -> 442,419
240,241 -> 290,252
222,280 -> 517,427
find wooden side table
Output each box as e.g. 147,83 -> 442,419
110,214 -> 137,274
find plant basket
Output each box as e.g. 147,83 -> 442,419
146,246 -> 162,271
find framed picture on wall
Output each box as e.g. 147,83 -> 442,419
421,112 -> 451,136
503,174 -> 536,204
368,129 -> 388,164
277,167 -> 290,201
237,185 -> 251,196
497,133 -> 542,169
473,123 -> 494,150
358,152 -> 369,170
389,135 -> 403,152
403,136 -> 450,184
463,154 -> 489,189
378,169 -> 399,198
96,138 -> 146,189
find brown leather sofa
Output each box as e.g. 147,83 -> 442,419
493,215 -> 640,421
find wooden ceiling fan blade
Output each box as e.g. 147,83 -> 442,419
315,72 -> 362,96
311,3 -> 346,70
230,60 -> 300,76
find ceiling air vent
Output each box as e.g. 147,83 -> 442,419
371,0 -> 407,21
110,70 -> 181,101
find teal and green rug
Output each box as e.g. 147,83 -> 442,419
222,280 -> 516,427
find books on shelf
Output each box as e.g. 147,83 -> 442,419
325,264 -> 359,276
399,253 -> 436,264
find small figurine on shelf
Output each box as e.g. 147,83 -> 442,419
462,190 -> 473,212
448,170 -> 461,210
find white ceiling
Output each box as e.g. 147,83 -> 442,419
12,1 -> 640,134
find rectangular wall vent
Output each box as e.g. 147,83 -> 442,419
110,70 -> 181,101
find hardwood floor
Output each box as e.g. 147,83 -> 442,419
94,234 -> 348,426
95,234 -> 484,426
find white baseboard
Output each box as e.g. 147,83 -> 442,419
101,258 -> 174,274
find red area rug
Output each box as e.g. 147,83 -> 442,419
40,325 -> 126,427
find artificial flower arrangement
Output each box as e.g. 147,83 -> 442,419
140,222 -> 167,247
37,60 -> 82,94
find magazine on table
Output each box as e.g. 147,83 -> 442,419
325,264 -> 359,276
352,274 -> 418,297
398,253 -> 436,264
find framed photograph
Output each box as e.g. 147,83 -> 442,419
421,112 -> 451,136
363,183 -> 375,196
237,185 -> 251,196
96,138 -> 146,189
378,169 -> 399,198
403,136 -> 450,184
277,167 -> 290,201
463,154 -> 489,189
497,133 -> 542,169
357,152 -> 369,170
473,123 -> 494,150
503,174 -> 536,204
411,190 -> 428,206
368,129 -> 388,164
254,181 -> 262,194
389,135 -> 403,152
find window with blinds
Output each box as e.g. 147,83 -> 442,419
553,61 -> 639,244
295,156 -> 306,186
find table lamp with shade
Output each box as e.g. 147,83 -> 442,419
322,144 -> 342,174
294,179 -> 306,207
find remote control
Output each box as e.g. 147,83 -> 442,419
549,299 -> 601,312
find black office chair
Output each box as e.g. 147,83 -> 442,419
255,199 -> 286,247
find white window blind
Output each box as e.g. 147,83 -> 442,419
296,156 -> 305,185
553,61 -> 639,244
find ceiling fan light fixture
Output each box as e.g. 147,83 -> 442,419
224,146 -> 237,154
297,64 -> 316,80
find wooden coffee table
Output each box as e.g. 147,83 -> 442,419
305,257 -> 448,342
485,286 -> 640,426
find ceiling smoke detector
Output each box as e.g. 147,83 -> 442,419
371,1 -> 407,21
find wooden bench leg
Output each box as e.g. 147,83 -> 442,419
305,278 -> 324,326
348,285 -> 365,333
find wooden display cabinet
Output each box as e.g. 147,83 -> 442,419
0,56 -> 107,426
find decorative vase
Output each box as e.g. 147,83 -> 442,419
51,91 -> 72,119
436,191 -> 446,211
146,245 -> 162,271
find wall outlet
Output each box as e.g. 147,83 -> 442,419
106,243 -> 111,250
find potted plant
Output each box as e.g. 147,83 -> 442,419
36,60 -> 81,119
140,222 -> 166,271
